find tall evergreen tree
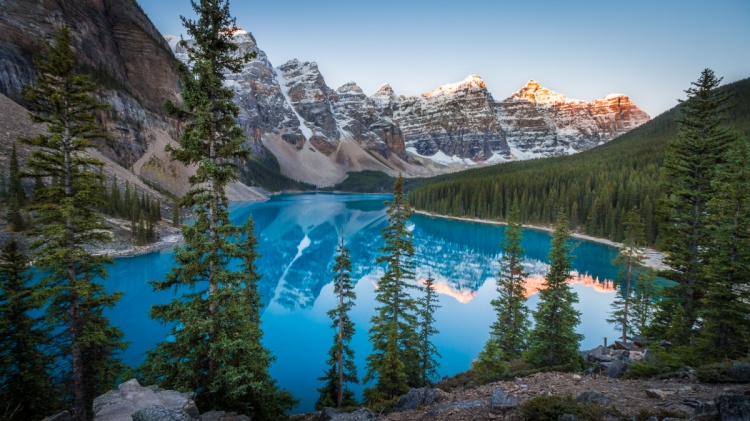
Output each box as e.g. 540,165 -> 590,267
365,174 -> 421,402
19,26 -> 127,421
0,173 -> 7,200
0,238 -> 60,420
488,203 -> 530,360
474,203 -> 529,382
140,1 -> 294,417
698,135 -> 750,359
417,273 -> 440,387
316,235 -> 358,409
525,210 -> 583,368
658,69 -> 735,338
7,143 -> 25,231
607,208 -> 656,342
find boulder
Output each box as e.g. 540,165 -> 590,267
645,388 -> 675,400
576,391 -> 611,405
199,411 -> 251,421
490,388 -> 518,410
317,407 -> 341,421
329,408 -> 376,421
613,340 -> 634,351
729,362 -> 750,382
715,395 -> 750,421
586,345 -> 615,363
392,387 -> 449,411
606,360 -> 628,379
93,379 -> 200,421
132,405 -> 192,421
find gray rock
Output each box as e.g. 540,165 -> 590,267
425,399 -> 487,417
93,379 -> 199,421
586,345 -> 615,363
199,411 -> 251,421
490,388 -> 518,410
729,362 -> 750,382
606,359 -> 628,379
645,388 -> 675,400
132,405 -> 191,421
330,408 -> 375,421
41,411 -> 73,421
715,395 -> 750,421
576,391 -> 611,405
393,387 -> 449,411
317,407 -> 341,421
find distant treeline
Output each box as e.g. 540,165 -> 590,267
407,78 -> 750,245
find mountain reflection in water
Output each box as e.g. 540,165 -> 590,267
106,193 -> 626,413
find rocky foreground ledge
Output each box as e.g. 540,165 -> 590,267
40,373 -> 749,421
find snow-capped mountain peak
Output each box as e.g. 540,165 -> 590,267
423,74 -> 487,98
513,79 -> 570,105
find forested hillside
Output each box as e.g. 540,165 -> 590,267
407,78 -> 750,245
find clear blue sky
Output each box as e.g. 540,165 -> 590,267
138,0 -> 750,117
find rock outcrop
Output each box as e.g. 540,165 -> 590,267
93,379 -> 199,421
0,0 -> 650,193
390,75 -> 510,163
496,80 -> 650,158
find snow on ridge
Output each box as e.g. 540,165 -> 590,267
275,67 -> 312,140
406,147 -> 477,166
422,75 -> 486,98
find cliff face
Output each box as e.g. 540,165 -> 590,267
389,75 -> 509,163
0,2 -> 650,191
0,0 -> 213,199
495,80 -> 651,158
0,0 -> 179,113
0,0 -> 184,177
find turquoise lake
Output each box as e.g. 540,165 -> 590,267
104,193 -> 624,412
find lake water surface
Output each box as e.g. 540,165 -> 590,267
105,193 -> 624,412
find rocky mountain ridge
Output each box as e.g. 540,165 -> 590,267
0,0 -> 649,192
162,29 -> 649,185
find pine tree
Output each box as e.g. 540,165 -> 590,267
697,135 -> 750,359
607,208 -> 655,342
316,235 -> 358,409
525,210 -> 583,369
0,238 -> 60,420
417,273 -> 440,387
475,204 -> 530,381
0,173 -> 7,200
365,174 -> 421,402
140,1 -> 294,417
659,69 -> 735,339
8,142 -> 25,205
7,143 -> 25,231
172,202 -> 180,227
489,204 -> 530,359
18,26 -> 127,421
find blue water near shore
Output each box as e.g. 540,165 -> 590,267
104,193 -> 624,412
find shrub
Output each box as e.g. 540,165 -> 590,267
519,395 -> 605,421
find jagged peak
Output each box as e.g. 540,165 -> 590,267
374,83 -> 395,96
513,79 -> 569,104
423,74 -> 487,98
278,58 -> 319,72
337,81 -> 363,94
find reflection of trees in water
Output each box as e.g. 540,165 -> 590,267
410,229 -> 615,303
249,196 -> 615,310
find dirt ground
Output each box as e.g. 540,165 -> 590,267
299,371 -> 747,420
